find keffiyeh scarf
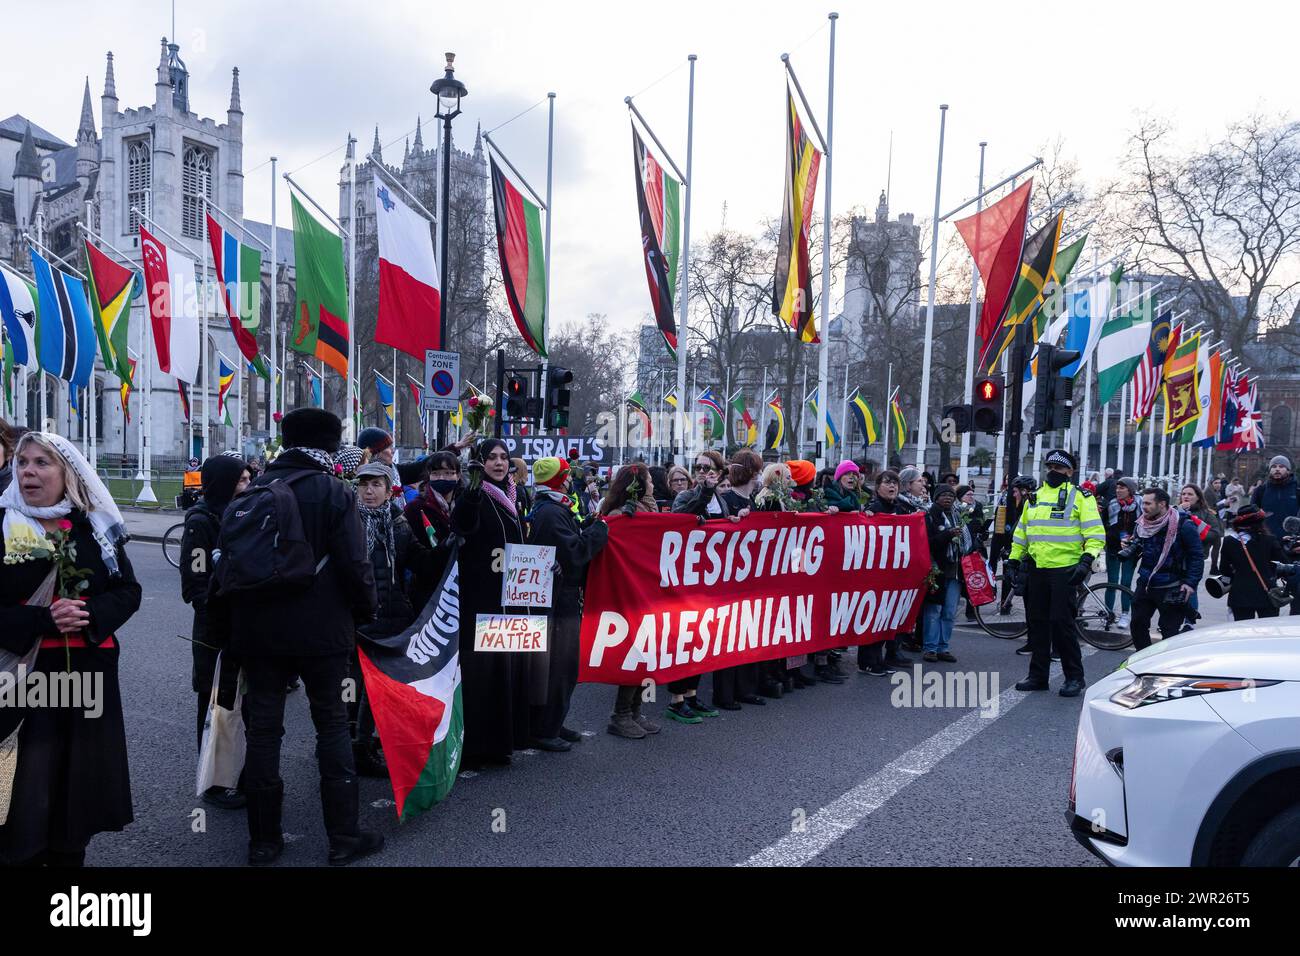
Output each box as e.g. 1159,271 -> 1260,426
1136,507 -> 1180,577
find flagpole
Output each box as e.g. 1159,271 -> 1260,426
882,363 -> 892,465
34,201 -> 47,432
800,365 -> 808,458
759,366 -> 768,454
541,91 -> 556,435
1154,397 -> 1163,484
959,141 -> 987,485
1116,385 -> 1126,475
270,156 -> 279,424
677,53 -> 697,467
201,195 -> 211,462
812,11 -> 837,471
916,103 -> 948,471
841,361 -> 850,460
347,135 -> 357,444
1133,402 -> 1143,483
1099,386 -> 1110,477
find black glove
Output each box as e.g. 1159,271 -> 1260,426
1068,554 -> 1095,586
1006,559 -> 1026,596
621,502 -> 637,518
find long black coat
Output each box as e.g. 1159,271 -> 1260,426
207,450 -> 378,658
451,483 -> 533,762
1218,533 -> 1285,611
360,505 -> 438,639
0,508 -> 141,862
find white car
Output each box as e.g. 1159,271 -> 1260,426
1068,618 -> 1300,866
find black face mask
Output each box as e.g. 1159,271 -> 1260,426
431,479 -> 459,495
1044,471 -> 1067,489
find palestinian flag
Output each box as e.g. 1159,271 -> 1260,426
766,395 -> 785,451
850,393 -> 878,445
772,88 -> 822,344
206,214 -> 269,378
357,547 -> 464,820
1162,331 -> 1201,434
289,193 -> 349,378
626,390 -> 652,439
490,156 -> 547,357
730,392 -> 756,445
83,239 -> 136,381
120,356 -> 136,424
632,125 -> 681,358
986,213 -> 1064,371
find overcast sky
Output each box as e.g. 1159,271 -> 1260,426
15,0 -> 1299,341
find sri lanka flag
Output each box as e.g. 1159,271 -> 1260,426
206,214 -> 268,378
357,547 -> 464,820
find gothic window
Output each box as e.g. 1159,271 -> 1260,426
181,143 -> 215,239
355,200 -> 367,240
1270,405 -> 1292,448
126,138 -> 151,234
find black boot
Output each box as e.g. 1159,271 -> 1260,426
353,739 -> 388,778
246,781 -> 285,866
321,777 -> 385,866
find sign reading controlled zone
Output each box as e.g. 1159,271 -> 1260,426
422,349 -> 460,412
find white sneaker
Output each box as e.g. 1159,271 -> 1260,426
1117,612 -> 1131,628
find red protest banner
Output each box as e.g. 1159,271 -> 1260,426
579,511 -> 930,685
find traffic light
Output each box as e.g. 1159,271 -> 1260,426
505,374 -> 528,418
545,366 -> 573,430
942,402 -> 972,435
972,374 -> 1004,434
1032,345 -> 1080,435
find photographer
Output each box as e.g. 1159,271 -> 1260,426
1216,506 -> 1286,621
1126,487 -> 1204,650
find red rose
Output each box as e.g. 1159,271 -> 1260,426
467,397 -> 480,408
273,411 -> 284,423
57,519 -> 73,532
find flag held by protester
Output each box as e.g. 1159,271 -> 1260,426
772,89 -> 822,344
631,125 -> 681,359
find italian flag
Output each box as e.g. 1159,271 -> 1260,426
358,549 -> 464,820
490,156 -> 547,357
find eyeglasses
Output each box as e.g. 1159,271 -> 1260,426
693,465 -> 718,474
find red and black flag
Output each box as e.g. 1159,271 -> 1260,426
632,124 -> 682,358
357,545 -> 464,820
953,179 -> 1032,370
490,155 -> 548,357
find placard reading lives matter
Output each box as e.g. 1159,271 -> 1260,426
474,614 -> 549,652
501,544 -> 555,608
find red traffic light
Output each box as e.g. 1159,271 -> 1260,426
977,379 -> 1000,402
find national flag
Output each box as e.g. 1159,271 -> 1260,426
849,393 -> 878,445
120,356 -> 136,424
890,393 -> 907,452
289,193 -> 349,377
729,392 -> 756,445
1193,345 -> 1223,447
805,387 -> 840,448
697,387 -> 724,440
1162,332 -> 1201,434
83,239 -> 137,381
206,214 -> 268,378
29,247 -> 96,389
956,180 -> 1033,370
69,387 -> 80,418
772,89 -> 822,344
178,379 -> 191,422
375,371 -> 395,432
627,391 -> 652,440
1132,314 -> 1177,425
140,225 -> 200,384
2,339 -> 13,414
217,354 -> 236,421
407,378 -> 429,447
450,400 -> 463,428
357,544 -> 464,820
766,394 -> 786,451
664,389 -> 678,410
0,263 -> 37,368
376,180 -> 441,360
1217,367 -> 1242,449
986,213 -> 1064,371
631,126 -> 681,358
489,157 -> 546,357
1095,303 -> 1152,406
1244,379 -> 1263,450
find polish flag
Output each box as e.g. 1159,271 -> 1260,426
140,226 -> 200,384
374,181 -> 441,359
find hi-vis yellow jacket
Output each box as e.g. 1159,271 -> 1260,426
1008,483 -> 1105,569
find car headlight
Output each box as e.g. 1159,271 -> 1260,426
1110,674 -> 1279,709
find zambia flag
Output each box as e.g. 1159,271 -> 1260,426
289,193 -> 349,378
772,89 -> 822,344
986,213 -> 1064,371
83,239 -> 136,381
632,125 -> 681,359
491,156 -> 548,357
850,393 -> 877,445
358,546 -> 464,820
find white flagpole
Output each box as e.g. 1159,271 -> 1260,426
916,103 -> 949,471
959,141 -> 987,485
814,12 -> 837,472
677,54 -> 697,466
841,362 -> 850,460
882,363 -> 893,466
759,366 -> 768,452
541,91 -> 556,435
1133,404 -> 1143,482
1153,398 -> 1162,484
201,195 -> 210,462
1115,384 -> 1127,475
270,156 -> 279,422
347,135 -> 357,444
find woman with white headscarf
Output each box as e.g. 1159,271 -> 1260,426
0,432 -> 140,866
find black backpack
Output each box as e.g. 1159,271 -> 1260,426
212,469 -> 326,595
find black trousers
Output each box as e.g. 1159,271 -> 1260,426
1232,605 -> 1280,622
712,664 -> 758,706
531,606 -> 581,739
242,653 -> 355,791
1024,567 -> 1085,683
1130,582 -> 1190,651
346,649 -> 376,745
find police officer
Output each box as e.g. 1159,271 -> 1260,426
1006,450 -> 1104,698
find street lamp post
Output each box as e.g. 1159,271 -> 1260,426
430,52 -> 467,450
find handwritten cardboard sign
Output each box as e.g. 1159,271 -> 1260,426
501,543 -> 555,608
474,614 -> 549,653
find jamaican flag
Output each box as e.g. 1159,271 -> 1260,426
357,545 -> 464,820
986,213 -> 1064,371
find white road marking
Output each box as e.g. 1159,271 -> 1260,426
739,645 -> 1099,867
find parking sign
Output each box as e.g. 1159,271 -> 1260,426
422,349 -> 460,412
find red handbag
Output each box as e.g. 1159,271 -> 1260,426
961,553 -> 997,607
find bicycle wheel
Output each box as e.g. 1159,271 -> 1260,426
1077,582 -> 1134,650
973,588 -> 1029,640
162,523 -> 184,570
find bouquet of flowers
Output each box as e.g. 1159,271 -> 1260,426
5,519 -> 92,669
464,393 -> 494,435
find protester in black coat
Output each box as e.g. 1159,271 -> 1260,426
1217,507 -> 1286,620
526,457 -> 609,751
858,471 -> 919,673
206,408 -> 382,867
179,454 -> 249,809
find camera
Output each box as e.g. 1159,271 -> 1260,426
1116,535 -> 1142,562
1282,516 -> 1300,555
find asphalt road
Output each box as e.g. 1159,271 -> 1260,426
89,541 -> 1123,867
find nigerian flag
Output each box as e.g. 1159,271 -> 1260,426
1096,303 -> 1152,405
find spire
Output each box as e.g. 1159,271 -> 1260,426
371,125 -> 382,164
228,67 -> 242,113
78,77 -> 97,145
474,121 -> 483,156
403,137 -> 410,166
14,123 -> 40,181
103,51 -> 116,100
157,36 -> 170,85
412,115 -> 423,154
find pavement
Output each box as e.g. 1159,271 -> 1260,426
89,541 -> 1241,868
121,506 -> 185,543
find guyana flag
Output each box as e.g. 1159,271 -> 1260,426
772,88 -> 822,344
1162,331 -> 1201,434
729,392 -> 756,445
627,390 -> 651,439
632,125 -> 681,358
83,238 -> 136,381
986,213 -> 1064,371
890,393 -> 907,452
766,394 -> 786,451
357,547 -> 464,820
490,156 -> 547,357
289,193 -> 349,378
850,393 -> 878,445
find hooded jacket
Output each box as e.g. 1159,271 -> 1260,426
1251,475 -> 1300,539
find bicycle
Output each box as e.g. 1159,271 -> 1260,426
162,522 -> 185,570
972,574 -> 1136,650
